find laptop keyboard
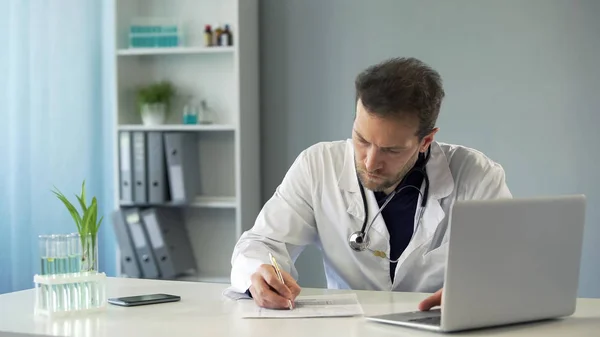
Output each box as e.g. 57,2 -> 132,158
409,315 -> 441,326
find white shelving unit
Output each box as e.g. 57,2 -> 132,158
111,0 -> 260,284
117,46 -> 235,56
119,196 -> 237,209
117,124 -> 236,132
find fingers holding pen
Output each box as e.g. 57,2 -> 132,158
249,264 -> 300,309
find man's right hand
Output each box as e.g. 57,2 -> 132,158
249,264 -> 301,309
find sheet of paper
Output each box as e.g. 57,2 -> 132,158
240,293 -> 364,318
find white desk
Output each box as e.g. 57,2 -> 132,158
0,277 -> 599,337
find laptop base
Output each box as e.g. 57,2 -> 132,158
366,309 -> 443,332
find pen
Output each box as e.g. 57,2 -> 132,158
269,252 -> 294,310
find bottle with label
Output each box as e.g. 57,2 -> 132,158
203,25 -> 213,47
221,24 -> 233,46
213,25 -> 223,46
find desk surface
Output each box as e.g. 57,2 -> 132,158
0,277 -> 599,337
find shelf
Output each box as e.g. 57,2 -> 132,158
177,274 -> 230,284
117,46 -> 235,56
117,124 -> 236,132
192,196 -> 237,208
120,196 -> 237,209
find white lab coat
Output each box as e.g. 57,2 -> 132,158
229,140 -> 512,295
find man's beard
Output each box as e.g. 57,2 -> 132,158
355,151 -> 419,193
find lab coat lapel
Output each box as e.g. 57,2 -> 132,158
338,140 -> 389,242
337,139 -> 359,194
364,189 -> 389,239
339,140 -> 365,231
412,199 -> 445,248
345,194 -> 362,220
399,142 -> 455,260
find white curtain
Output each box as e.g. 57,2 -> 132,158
0,0 -> 116,293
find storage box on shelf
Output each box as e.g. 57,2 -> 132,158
128,17 -> 183,48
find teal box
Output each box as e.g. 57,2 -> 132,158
129,23 -> 181,48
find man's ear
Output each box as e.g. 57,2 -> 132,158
420,127 -> 439,153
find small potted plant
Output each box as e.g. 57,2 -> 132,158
52,181 -> 103,273
136,80 -> 175,126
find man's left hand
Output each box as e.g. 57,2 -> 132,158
418,288 -> 443,311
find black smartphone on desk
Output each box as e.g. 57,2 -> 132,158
108,294 -> 181,307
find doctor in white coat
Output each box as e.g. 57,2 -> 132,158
230,57 -> 512,310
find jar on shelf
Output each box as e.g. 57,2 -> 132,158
198,100 -> 214,124
182,101 -> 198,124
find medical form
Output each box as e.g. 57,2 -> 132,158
240,293 -> 364,318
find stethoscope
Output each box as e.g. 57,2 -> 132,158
348,148 -> 431,262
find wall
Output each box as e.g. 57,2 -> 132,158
259,0 -> 600,297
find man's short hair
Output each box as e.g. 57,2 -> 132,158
355,57 -> 445,140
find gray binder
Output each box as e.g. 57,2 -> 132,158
132,131 -> 147,204
140,208 -> 197,279
118,131 -> 133,203
111,209 -> 141,278
164,132 -> 199,203
124,208 -> 160,279
147,132 -> 168,204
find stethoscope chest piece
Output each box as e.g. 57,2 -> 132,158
348,230 -> 369,251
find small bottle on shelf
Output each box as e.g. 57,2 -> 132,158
182,100 -> 198,124
203,25 -> 213,47
213,25 -> 223,46
221,24 -> 233,46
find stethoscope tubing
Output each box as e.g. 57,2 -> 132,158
351,147 -> 432,261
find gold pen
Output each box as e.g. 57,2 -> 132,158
269,252 -> 294,310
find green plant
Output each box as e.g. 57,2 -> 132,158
136,80 -> 175,112
52,181 -> 103,272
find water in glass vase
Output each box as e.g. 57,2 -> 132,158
81,234 -> 98,273
69,254 -> 82,273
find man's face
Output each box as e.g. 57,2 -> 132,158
352,99 -> 435,194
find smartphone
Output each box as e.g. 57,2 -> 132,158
107,293 -> 181,307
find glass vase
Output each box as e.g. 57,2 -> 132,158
198,100 -> 214,124
80,233 -> 98,273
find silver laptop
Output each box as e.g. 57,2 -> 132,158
365,195 -> 587,332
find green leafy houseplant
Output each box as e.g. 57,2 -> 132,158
136,80 -> 175,113
136,81 -> 176,126
52,181 -> 103,273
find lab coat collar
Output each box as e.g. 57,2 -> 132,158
424,141 -> 454,200
338,139 -> 360,193
338,139 -> 454,200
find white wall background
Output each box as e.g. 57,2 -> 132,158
259,0 -> 600,297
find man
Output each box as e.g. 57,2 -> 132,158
229,57 -> 512,310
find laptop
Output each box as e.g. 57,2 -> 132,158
365,195 -> 587,332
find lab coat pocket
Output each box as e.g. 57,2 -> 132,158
398,241 -> 447,293
419,242 -> 448,292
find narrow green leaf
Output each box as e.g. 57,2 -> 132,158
90,198 -> 98,233
81,199 -> 94,235
81,180 -> 86,208
52,188 -> 82,231
76,195 -> 88,214
96,216 -> 104,231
